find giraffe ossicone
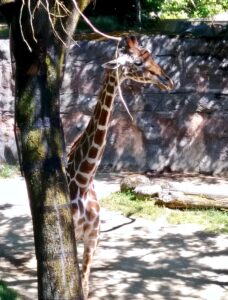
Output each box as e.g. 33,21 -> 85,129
66,35 -> 174,298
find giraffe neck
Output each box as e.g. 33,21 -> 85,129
67,69 -> 121,197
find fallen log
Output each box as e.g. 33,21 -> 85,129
156,191 -> 228,209
121,174 -> 228,210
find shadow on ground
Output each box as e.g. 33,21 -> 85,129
0,176 -> 228,300
0,209 -> 37,300
89,215 -> 228,300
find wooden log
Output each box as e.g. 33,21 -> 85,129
132,184 -> 228,209
156,191 -> 228,209
120,174 -> 228,209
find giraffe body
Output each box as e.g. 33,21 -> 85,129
66,36 -> 174,298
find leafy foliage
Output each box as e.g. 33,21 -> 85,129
0,280 -> 21,300
0,164 -> 19,178
142,0 -> 228,19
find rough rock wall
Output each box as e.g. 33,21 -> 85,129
1,35 -> 228,175
0,40 -> 15,164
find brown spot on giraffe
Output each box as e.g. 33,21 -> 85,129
69,180 -> 78,199
76,173 -> 88,186
86,208 -> 96,222
99,109 -> 109,126
80,160 -> 96,173
109,75 -> 116,83
105,95 -> 112,107
71,203 -> 78,214
94,129 -> 106,145
88,146 -> 99,159
106,84 -> 114,94
82,253 -> 91,273
89,230 -> 99,239
78,217 -> 85,226
93,216 -> 100,228
83,223 -> 90,232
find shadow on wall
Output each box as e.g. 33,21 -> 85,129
60,36 -> 227,176
4,145 -> 17,165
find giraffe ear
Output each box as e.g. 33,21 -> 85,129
102,54 -> 131,69
102,59 -> 120,69
126,36 -> 139,49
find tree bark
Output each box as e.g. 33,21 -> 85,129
0,1 -> 90,299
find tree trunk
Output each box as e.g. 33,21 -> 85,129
0,1 -> 90,299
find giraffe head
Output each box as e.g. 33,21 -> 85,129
103,36 -> 174,91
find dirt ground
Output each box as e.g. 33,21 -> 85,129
0,174 -> 228,300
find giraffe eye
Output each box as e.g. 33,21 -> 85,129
134,59 -> 143,66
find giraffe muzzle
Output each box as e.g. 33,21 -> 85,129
158,75 -> 174,91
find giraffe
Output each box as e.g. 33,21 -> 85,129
66,36 -> 174,298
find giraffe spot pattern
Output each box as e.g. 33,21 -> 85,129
78,199 -> 84,215
67,165 -> 75,180
94,102 -> 101,119
76,173 -> 88,186
80,160 -> 95,173
109,75 -> 116,83
69,180 -> 78,200
99,108 -> 109,126
71,202 -> 78,214
83,223 -> 90,232
93,216 -> 100,228
88,146 -> 99,159
78,217 -> 85,226
86,209 -> 96,222
105,95 -> 112,107
82,253 -> 92,273
106,84 -> 114,94
94,129 -> 106,146
89,230 -> 99,239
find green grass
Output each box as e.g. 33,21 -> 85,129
101,191 -> 228,234
0,164 -> 19,178
0,280 -> 21,300
0,24 -> 9,39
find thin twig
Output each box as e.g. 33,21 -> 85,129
57,2 -> 76,44
28,0 -> 37,43
115,41 -> 134,121
43,0 -> 67,47
19,0 -> 33,52
71,0 -> 121,41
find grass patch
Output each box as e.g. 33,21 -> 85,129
0,280 -> 21,300
0,24 -> 9,39
101,191 -> 165,221
101,191 -> 228,234
0,164 -> 19,178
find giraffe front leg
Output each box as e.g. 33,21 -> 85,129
81,246 -> 93,299
82,231 -> 99,299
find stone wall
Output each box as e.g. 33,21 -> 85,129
1,34 -> 228,175
0,40 -> 15,164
